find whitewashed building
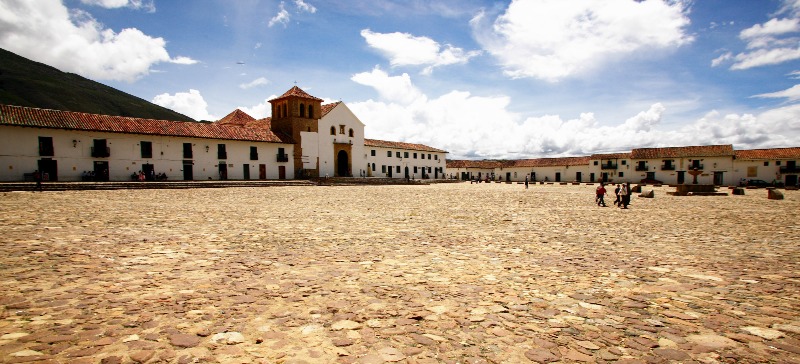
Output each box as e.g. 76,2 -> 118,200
0,86 -> 449,182
364,139 -> 447,179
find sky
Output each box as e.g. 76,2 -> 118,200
2,0 -> 800,159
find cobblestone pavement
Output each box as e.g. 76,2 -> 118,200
1,183 -> 799,364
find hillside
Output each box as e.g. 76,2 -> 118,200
0,48 -> 195,122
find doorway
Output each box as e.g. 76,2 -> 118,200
259,164 -> 266,179
37,159 -> 58,181
142,163 -> 154,181
677,171 -> 685,184
576,172 -> 582,182
278,166 -> 286,180
713,171 -> 724,186
555,172 -> 561,182
404,166 -> 410,179
93,161 -> 109,181
183,162 -> 193,180
243,164 -> 250,180
218,162 -> 228,180
786,174 -> 798,187
336,150 -> 349,177
506,172 -> 511,181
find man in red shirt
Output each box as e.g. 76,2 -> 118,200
596,183 -> 608,207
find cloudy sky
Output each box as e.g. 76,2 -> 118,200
2,0 -> 800,159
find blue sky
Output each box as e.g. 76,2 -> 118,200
2,0 -> 800,159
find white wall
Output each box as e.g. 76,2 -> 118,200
0,125 -> 293,181
367,146 -> 446,179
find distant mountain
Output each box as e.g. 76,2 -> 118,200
0,48 -> 195,122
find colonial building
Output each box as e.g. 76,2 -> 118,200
363,139 -> 447,179
447,144 -> 800,187
0,86 -> 448,182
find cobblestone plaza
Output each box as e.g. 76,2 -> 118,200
1,184 -> 798,363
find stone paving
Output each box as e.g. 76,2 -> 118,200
0,183 -> 799,364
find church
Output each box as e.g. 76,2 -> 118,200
0,86 -> 448,182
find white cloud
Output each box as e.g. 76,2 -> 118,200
349,70 -> 800,159
720,0 -> 800,70
0,0 -> 193,82
170,56 -> 199,65
294,0 -> 316,13
238,96 -> 278,119
711,52 -> 733,67
752,84 -> 800,102
152,89 -> 216,121
361,29 -> 481,74
239,77 -> 270,90
471,0 -> 693,82
80,0 -> 155,12
268,2 -> 291,27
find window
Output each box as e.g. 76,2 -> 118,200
435,155 -> 438,160
92,139 -> 109,158
428,167 -> 431,173
593,161 -> 598,165
404,152 -> 409,158
428,154 -> 431,159
277,147 -> 288,162
396,151 -> 401,158
282,104 -> 287,118
396,166 -> 401,173
349,128 -> 354,137
141,141 -> 153,158
330,126 -> 336,135
372,163 -> 376,171
382,165 -> 386,173
621,160 -> 627,165
38,136 -> 54,156
250,146 -> 258,160
413,153 -> 417,159
414,166 -> 418,173
217,144 -> 227,159
371,150 -> 376,156
619,172 -> 624,177
300,103 -> 306,117
776,161 -> 782,166
764,161 -> 769,166
387,151 -> 392,157
183,143 -> 193,158
308,105 -> 313,118
339,125 -> 345,134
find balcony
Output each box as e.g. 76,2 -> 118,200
779,166 -> 800,174
689,164 -> 704,170
277,153 -> 289,162
635,165 -> 649,171
600,163 -> 618,170
38,148 -> 54,157
91,146 -> 110,158
661,164 -> 676,171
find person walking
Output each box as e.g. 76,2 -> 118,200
525,175 -> 529,189
613,184 -> 621,206
596,183 -> 608,207
33,170 -> 42,192
621,182 -> 631,209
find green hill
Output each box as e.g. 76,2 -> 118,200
0,48 -> 195,122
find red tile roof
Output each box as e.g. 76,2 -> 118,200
590,152 -> 631,159
320,102 -> 340,117
511,156 -> 591,167
269,86 -> 323,102
217,109 -> 256,126
0,104 -> 286,143
446,160 -> 506,169
735,147 -> 800,159
364,138 -> 447,153
630,144 -> 734,159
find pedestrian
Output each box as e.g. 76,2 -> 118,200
596,183 -> 607,207
33,169 -> 42,192
614,184 -> 621,206
525,175 -> 529,189
621,182 -> 631,209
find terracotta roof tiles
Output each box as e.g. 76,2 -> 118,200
217,109 -> 256,126
269,86 -> 323,102
630,144 -> 734,159
446,160 -> 506,169
735,147 -> 800,159
512,156 -> 591,167
320,102 -> 340,117
364,138 -> 447,153
590,152 -> 632,159
0,104 -> 286,143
